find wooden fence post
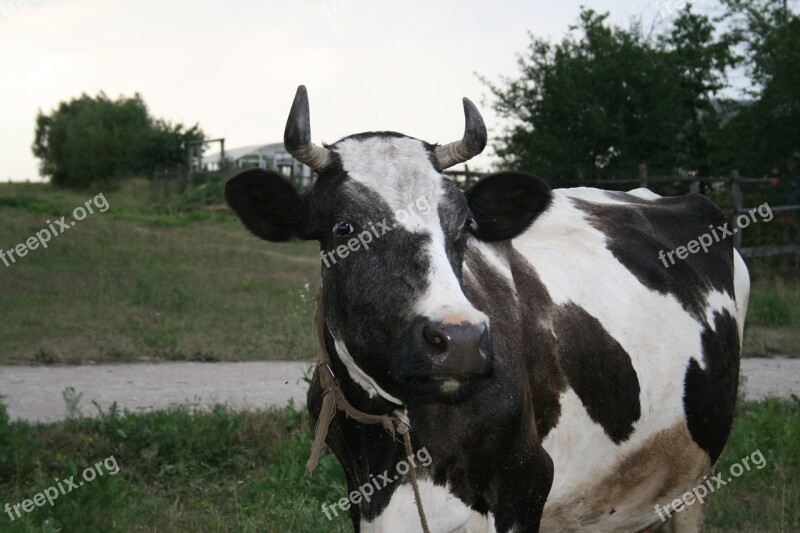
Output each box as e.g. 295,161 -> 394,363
730,170 -> 743,249
639,164 -> 648,189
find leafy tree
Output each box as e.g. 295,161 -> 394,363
32,93 -> 203,189
482,7 -> 733,184
717,0 -> 800,177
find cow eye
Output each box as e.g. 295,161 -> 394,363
333,221 -> 354,237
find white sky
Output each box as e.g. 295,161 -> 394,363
0,0 -> 702,181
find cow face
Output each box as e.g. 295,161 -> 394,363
226,86 -> 550,404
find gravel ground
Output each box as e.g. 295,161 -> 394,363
0,358 -> 797,423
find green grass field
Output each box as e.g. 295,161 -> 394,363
0,181 -> 320,364
0,396 -> 796,532
0,181 -> 797,365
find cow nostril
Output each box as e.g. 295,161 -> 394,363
423,325 -> 448,352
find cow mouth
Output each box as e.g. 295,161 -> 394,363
429,348 -> 491,379
390,352 -> 495,404
435,377 -> 474,396
423,368 -> 494,403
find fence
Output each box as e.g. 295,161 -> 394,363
151,165 -> 185,202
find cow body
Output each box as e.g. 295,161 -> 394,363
308,183 -> 748,532
226,87 -> 749,533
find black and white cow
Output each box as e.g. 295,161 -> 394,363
225,86 -> 749,532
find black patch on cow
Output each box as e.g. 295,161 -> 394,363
490,243 -> 641,444
495,243 -> 569,440
683,309 -> 740,463
553,303 -> 642,443
573,193 -> 735,321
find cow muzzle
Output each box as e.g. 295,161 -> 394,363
420,320 -> 492,379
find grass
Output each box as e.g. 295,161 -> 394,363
705,395 -> 800,531
0,181 -> 320,364
0,399 -> 351,532
0,179 -> 797,364
744,276 -> 800,357
0,396 -> 796,532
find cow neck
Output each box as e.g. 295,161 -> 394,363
307,287 -> 431,533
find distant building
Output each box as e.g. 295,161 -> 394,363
202,142 -> 314,187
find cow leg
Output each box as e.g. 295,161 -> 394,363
490,445 -> 554,533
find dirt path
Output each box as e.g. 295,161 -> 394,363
0,361 -> 310,423
1,358 -> 797,423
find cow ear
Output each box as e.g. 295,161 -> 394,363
225,168 -> 316,241
466,171 -> 551,242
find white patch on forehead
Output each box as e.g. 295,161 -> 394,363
333,135 -> 443,233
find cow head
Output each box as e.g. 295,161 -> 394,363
226,86 -> 550,404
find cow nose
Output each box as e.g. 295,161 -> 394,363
422,321 -> 490,378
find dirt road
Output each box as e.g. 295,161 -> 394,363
1,358 -> 797,423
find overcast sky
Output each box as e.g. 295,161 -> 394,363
0,0 -> 706,181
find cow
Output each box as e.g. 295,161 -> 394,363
225,86 -> 750,532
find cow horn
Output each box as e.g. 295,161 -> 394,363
284,85 -> 332,171
434,97 -> 487,170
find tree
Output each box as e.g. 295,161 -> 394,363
481,7 -> 733,184
717,0 -> 800,177
32,93 -> 203,189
